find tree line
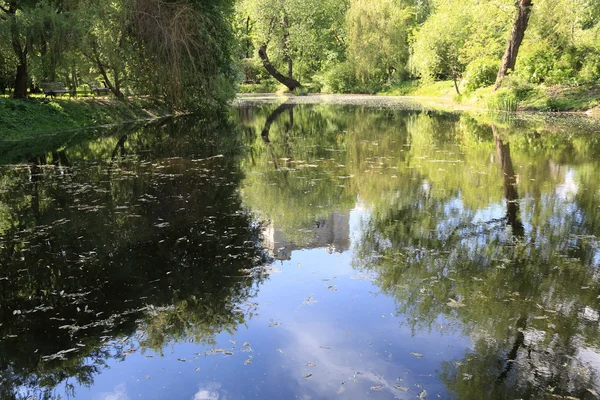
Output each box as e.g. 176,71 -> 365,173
2,0 -> 599,106
234,0 -> 600,94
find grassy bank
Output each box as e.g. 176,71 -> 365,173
240,79 -> 600,115
0,97 -> 171,141
381,80 -> 600,114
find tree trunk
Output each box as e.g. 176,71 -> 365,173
12,34 -> 28,99
494,0 -> 533,90
91,42 -> 125,99
260,102 -> 296,143
13,61 -> 27,99
494,129 -> 524,237
258,44 -> 302,91
245,16 -> 251,59
452,71 -> 461,95
287,57 -> 293,79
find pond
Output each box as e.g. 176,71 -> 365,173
1,95 -> 600,399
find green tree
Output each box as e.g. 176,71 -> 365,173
237,0 -> 347,90
346,0 -> 413,87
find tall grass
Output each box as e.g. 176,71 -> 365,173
487,90 -> 518,111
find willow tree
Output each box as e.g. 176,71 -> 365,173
0,0 -> 38,98
346,0 -> 414,85
131,0 -> 237,107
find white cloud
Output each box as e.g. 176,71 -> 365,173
95,384 -> 129,400
193,383 -> 226,400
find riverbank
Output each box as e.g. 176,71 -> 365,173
377,81 -> 600,114
0,97 -> 172,141
241,80 -> 600,115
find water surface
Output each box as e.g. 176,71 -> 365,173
1,97 -> 600,399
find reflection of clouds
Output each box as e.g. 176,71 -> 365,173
96,384 -> 129,400
274,321 -> 413,399
193,383 -> 227,400
556,169 -> 579,201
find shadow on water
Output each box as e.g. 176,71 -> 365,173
2,102 -> 600,398
0,116 -> 272,399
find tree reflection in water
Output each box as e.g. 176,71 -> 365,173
0,117 -> 271,399
1,103 -> 600,399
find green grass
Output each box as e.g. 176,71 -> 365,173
518,84 -> 600,112
380,80 -> 457,97
378,78 -> 600,113
0,97 -> 169,141
237,80 -> 282,93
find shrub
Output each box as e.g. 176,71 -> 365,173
501,75 -> 535,100
462,58 -> 499,93
578,50 -> 600,84
237,79 -> 280,93
516,41 -> 556,84
315,62 -> 360,94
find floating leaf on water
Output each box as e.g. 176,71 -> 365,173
394,385 -> 409,391
145,375 -> 151,379
447,298 -> 465,308
229,340 -> 237,345
244,356 -> 253,365
303,373 -> 313,379
534,316 -> 548,320
276,349 -> 284,354
268,319 -> 281,327
243,341 -> 250,347
302,294 -> 318,306
177,358 -> 186,362
410,352 -> 424,358
320,346 -> 330,350
370,385 -> 384,391
418,390 -> 427,399
224,351 -> 234,356
305,362 -> 316,367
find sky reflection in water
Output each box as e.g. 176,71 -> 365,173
1,99 -> 600,399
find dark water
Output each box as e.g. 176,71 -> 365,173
2,97 -> 600,399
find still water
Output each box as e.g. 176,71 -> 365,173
1,95 -> 600,399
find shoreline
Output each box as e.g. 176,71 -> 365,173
0,97 -> 175,141
235,92 -> 600,118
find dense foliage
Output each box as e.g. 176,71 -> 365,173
234,0 -> 600,94
3,0 -> 599,104
0,0 -> 236,108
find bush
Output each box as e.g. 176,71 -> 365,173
237,79 -> 280,93
462,58 -> 499,93
578,50 -> 600,84
501,75 -> 535,100
315,62 -> 360,94
516,41 -> 556,84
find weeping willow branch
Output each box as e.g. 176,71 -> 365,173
131,0 -> 224,107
